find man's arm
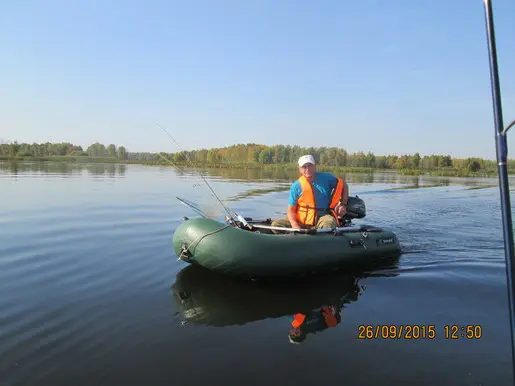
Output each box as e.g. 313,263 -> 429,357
341,181 -> 349,205
287,182 -> 301,229
335,177 -> 349,218
287,205 -> 301,229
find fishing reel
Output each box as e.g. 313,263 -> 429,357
225,215 -> 253,230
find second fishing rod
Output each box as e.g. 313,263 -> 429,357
156,123 -> 251,227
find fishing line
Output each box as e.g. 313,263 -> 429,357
155,151 -> 184,174
155,123 -> 237,221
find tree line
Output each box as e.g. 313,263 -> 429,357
157,143 -> 502,174
1,141 -> 128,160
1,140 -> 509,174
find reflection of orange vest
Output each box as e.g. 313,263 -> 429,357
321,307 -> 338,327
295,176 -> 345,226
291,306 -> 338,328
291,314 -> 306,328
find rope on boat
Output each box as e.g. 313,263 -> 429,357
182,224 -> 232,257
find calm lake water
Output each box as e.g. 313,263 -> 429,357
1,160 -> 515,385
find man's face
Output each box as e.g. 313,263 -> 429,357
299,163 -> 316,179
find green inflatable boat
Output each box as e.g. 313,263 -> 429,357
172,195 -> 401,279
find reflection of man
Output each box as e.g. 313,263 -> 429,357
288,305 -> 342,344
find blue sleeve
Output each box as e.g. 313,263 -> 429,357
288,181 -> 301,206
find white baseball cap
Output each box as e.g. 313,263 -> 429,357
298,154 -> 316,167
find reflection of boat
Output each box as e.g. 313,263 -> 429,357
172,196 -> 401,279
171,258 -> 399,343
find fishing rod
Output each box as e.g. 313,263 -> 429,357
155,152 -> 184,174
482,0 -> 515,376
156,123 -> 250,227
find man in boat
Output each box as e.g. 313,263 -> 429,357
271,154 -> 349,232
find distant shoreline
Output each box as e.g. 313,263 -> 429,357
0,155 -> 505,178
2,140 -> 509,178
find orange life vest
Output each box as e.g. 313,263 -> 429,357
291,306 -> 338,328
295,175 -> 345,226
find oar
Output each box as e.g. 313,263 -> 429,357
246,223 -> 381,234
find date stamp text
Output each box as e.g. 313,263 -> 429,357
357,324 -> 483,340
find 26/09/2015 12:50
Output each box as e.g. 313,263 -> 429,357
356,324 -> 483,340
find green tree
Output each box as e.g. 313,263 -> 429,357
107,144 -> 116,157
116,146 -> 127,160
10,141 -> 20,158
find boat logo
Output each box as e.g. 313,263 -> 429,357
378,237 -> 394,245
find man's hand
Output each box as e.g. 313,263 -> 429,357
287,205 -> 302,229
336,204 -> 347,218
291,221 -> 302,230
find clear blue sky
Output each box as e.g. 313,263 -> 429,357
1,0 -> 514,159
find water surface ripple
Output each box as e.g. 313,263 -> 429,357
1,161 -> 513,385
